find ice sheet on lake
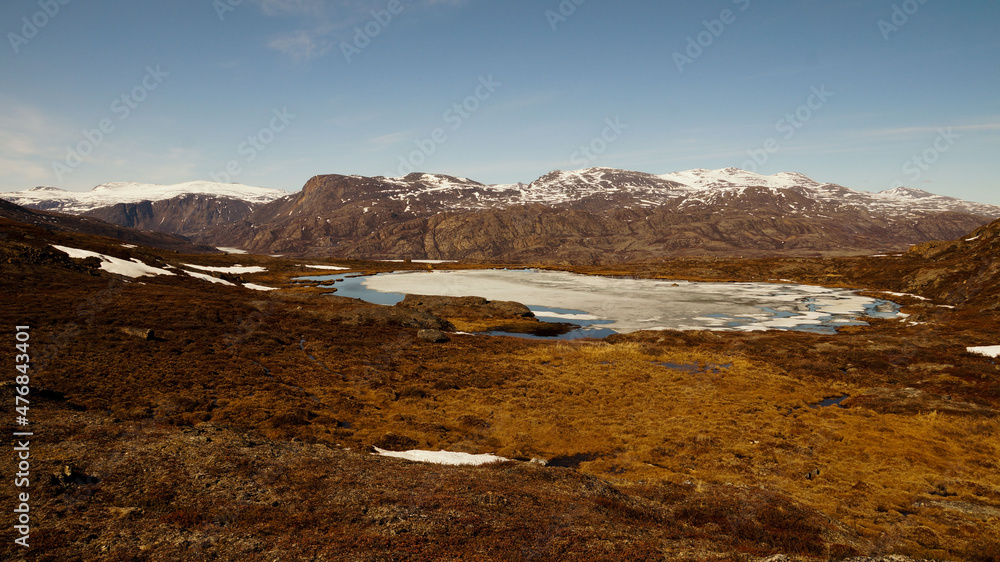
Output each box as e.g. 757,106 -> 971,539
361,269 -> 901,334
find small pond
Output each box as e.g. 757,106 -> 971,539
294,268 -> 902,339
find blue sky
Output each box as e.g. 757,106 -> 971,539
1,0 -> 998,203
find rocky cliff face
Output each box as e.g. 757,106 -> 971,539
84,195 -> 258,238
332,205 -> 990,264
0,199 -> 218,254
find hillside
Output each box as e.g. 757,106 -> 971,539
5,169 -> 998,262
0,198 -> 219,254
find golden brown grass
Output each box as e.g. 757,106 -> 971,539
4,217 -> 1000,559
303,339 -> 1000,558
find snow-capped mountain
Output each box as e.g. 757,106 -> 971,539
4,167 -> 998,262
4,181 -> 288,214
345,167 -> 1000,218
654,168 -> 1000,217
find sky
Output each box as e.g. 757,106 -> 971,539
1,0 -> 998,203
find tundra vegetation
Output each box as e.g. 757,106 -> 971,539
2,214 -> 999,560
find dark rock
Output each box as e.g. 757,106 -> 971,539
417,329 -> 449,343
50,465 -> 100,487
120,327 -> 155,340
373,433 -> 418,452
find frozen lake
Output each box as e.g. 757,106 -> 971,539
295,269 -> 901,336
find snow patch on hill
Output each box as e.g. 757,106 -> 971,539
373,447 -> 509,466
182,264 -> 268,274
52,245 -> 176,278
658,168 -> 821,190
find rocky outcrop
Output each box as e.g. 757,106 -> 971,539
396,294 -> 534,320
335,306 -> 455,331
900,218 -> 1000,307
417,329 -> 449,343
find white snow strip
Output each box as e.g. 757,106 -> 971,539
243,283 -> 279,292
380,259 -> 458,264
373,447 -> 509,466
51,245 -> 175,279
300,265 -> 351,271
880,291 -> 929,301
182,270 -> 235,286
182,263 -> 267,274
216,247 -> 249,254
967,346 -> 1000,358
532,311 -> 603,321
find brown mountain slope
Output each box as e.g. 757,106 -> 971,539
332,207 -> 988,264
192,175 -> 993,262
0,198 -> 218,254
83,194 -> 258,238
899,218 -> 1000,307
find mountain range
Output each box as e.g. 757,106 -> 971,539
4,168 -> 999,263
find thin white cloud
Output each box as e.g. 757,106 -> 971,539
0,97 -> 79,190
859,121 -> 1000,140
256,0 -> 329,17
252,0 -> 471,61
268,28 -> 336,60
366,130 -> 411,150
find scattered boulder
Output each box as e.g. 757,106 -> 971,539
49,464 -> 100,487
418,329 -> 449,343
120,327 -> 155,340
397,294 -> 534,320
